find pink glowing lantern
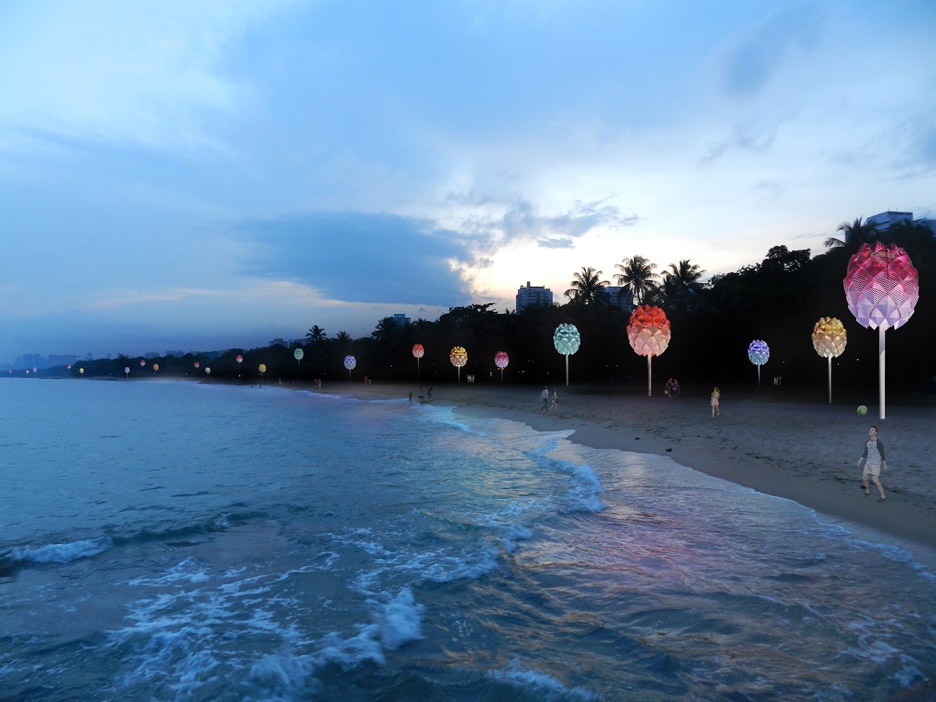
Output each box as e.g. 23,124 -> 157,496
812,317 -> 847,404
627,305 -> 671,397
450,346 -> 468,382
412,344 -> 425,382
843,242 -> 919,419
494,351 -> 509,381
236,354 -> 244,377
747,339 -> 770,386
140,359 -> 146,367
194,361 -> 200,374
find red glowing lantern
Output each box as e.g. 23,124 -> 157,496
412,344 -> 425,382
843,242 -> 919,419
626,305 -> 671,397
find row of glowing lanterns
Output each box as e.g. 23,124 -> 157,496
68,243 -> 915,418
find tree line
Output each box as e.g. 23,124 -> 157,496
40,218 -> 936,392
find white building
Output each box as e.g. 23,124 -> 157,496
516,282 -> 553,311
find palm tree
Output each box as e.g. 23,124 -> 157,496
614,255 -> 659,305
824,217 -> 879,250
306,325 -> 327,345
661,259 -> 705,313
334,331 -> 352,345
564,267 -> 610,305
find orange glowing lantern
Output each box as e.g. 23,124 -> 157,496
812,317 -> 847,404
626,305 -> 671,397
449,346 -> 468,382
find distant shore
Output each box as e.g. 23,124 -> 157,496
285,378 -> 936,564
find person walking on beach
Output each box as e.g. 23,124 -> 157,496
541,386 -> 549,412
710,387 -> 720,417
858,425 -> 887,502
550,388 -> 559,412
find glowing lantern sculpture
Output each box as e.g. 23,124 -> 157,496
626,305 -> 671,397
747,340 -> 770,386
194,361 -> 200,374
553,323 -> 581,387
812,317 -> 847,404
140,359 -> 146,368
412,344 -> 425,382
343,355 -> 356,381
449,346 -> 468,382
294,347 -> 304,368
843,241 -> 919,420
236,354 -> 244,377
205,367 -> 211,376
494,351 -> 509,381
152,363 -> 159,374
124,366 -> 130,379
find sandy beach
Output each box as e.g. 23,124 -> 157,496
306,379 -> 936,561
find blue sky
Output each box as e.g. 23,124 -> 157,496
1,0 -> 934,363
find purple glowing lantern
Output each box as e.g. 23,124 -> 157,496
747,340 -> 770,386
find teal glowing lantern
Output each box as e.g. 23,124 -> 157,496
747,340 -> 770,386
553,323 -> 581,387
294,347 -> 304,367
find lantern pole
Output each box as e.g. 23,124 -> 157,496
565,353 -> 570,387
879,326 -> 886,420
827,355 -> 833,405
647,354 -> 652,397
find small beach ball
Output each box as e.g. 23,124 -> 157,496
857,405 -> 868,415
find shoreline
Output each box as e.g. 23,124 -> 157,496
295,379 -> 936,566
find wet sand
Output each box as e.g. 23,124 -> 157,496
311,380 -> 936,560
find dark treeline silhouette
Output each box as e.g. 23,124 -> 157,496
25,220 -> 936,392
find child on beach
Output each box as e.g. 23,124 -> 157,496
858,425 -> 887,502
710,387 -> 720,417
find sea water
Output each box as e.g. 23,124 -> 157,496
1,378 -> 934,701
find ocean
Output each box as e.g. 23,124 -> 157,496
1,378 -> 934,701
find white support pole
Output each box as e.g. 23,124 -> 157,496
879,326 -> 886,420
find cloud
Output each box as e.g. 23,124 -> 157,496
0,1 -> 294,157
716,5 -> 823,98
455,196 -> 638,252
234,212 -> 471,306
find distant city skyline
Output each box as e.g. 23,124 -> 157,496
2,1 -> 934,364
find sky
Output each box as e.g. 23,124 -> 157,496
1,0 -> 935,364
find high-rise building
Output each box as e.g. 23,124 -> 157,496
516,282 -> 553,311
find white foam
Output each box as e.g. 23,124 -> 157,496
378,587 -> 424,649
488,658 -> 599,701
12,535 -> 112,564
